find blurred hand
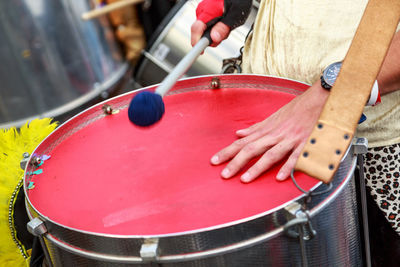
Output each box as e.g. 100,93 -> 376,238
210,82 -> 330,183
191,20 -> 231,47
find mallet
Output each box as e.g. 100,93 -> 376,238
128,31 -> 213,127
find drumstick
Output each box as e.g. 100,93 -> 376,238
128,32 -> 213,127
81,0 -> 145,20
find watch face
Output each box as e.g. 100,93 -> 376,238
323,62 -> 342,87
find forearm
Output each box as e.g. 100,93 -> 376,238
377,31 -> 400,95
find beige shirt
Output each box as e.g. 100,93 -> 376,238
242,0 -> 400,147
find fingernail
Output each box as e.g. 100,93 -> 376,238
221,168 -> 230,178
236,129 -> 246,135
276,172 -> 285,181
241,172 -> 251,183
211,155 -> 219,164
212,31 -> 221,42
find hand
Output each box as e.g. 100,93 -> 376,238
191,20 -> 230,47
210,82 -> 330,183
191,0 -> 252,47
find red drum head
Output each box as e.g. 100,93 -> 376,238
26,75 -> 319,236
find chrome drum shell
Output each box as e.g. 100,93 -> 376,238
0,0 -> 128,128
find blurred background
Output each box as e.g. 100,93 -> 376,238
0,0 -> 258,129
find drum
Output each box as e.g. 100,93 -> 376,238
133,0 -> 258,88
0,0 -> 128,129
24,75 -> 362,266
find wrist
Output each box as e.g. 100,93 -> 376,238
296,81 -> 329,111
320,61 -> 381,106
310,81 -> 330,101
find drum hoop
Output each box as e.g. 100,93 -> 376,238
25,156 -> 355,263
24,74 -> 356,258
27,160 -> 354,263
24,74 -> 336,238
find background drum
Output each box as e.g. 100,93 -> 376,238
133,0 -> 258,88
25,74 -> 363,266
0,0 -> 129,129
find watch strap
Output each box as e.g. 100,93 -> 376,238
295,0 -> 400,183
320,75 -> 332,90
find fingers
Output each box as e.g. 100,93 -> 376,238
240,141 -> 293,183
191,20 -> 231,47
236,121 -> 264,137
211,129 -> 268,166
210,81 -> 328,184
276,143 -> 305,181
220,137 -> 277,179
191,20 -> 207,46
209,22 -> 230,47
211,135 -> 303,183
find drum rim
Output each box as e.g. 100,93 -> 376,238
144,0 -> 187,50
0,63 -> 129,129
24,74 -> 352,240
133,0 -> 189,82
24,156 -> 356,262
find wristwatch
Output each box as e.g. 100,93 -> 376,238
320,62 -> 342,90
320,61 -> 380,106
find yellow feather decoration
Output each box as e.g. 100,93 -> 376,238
0,118 -> 58,267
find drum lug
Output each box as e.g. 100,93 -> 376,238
102,104 -> 119,115
210,77 -> 221,89
284,202 -> 302,216
353,137 -> 368,155
20,152 -> 30,170
27,217 -> 48,236
27,218 -> 55,267
140,238 -> 159,261
31,156 -> 42,167
20,152 -> 42,170
284,208 -> 316,241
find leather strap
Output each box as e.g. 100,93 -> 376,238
295,0 -> 400,183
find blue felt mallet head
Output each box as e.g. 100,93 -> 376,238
128,32 -> 213,127
128,91 -> 165,127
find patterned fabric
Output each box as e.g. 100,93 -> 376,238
364,143 -> 400,234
